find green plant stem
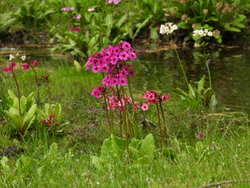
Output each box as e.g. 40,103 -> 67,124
156,104 -> 163,153
12,71 -> 22,116
174,47 -> 189,88
159,102 -> 168,149
31,65 -> 40,103
205,60 -> 212,88
102,93 -> 113,134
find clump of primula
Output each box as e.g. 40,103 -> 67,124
41,114 -> 55,126
160,22 -> 178,35
86,41 -> 136,87
143,90 -> 171,152
193,28 -> 213,37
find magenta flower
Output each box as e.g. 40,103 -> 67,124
10,62 -> 17,67
141,103 -> 149,111
76,26 -> 81,32
3,67 -> 13,73
32,60 -> 38,67
198,132 -> 205,138
69,26 -> 74,32
22,64 -> 30,70
91,88 -> 102,98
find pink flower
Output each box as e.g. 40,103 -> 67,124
69,26 -> 74,32
161,93 -> 171,101
22,64 -> 30,70
10,62 -> 17,67
141,103 -> 149,111
3,67 -> 13,73
133,102 -> 140,111
32,60 -> 38,67
75,26 -> 81,32
119,51 -> 129,61
198,132 -> 205,138
122,41 -> 131,50
91,88 -> 102,98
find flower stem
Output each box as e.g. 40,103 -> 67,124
12,71 -> 22,116
159,102 -> 168,149
174,47 -> 189,88
31,65 -> 40,103
156,104 -> 163,153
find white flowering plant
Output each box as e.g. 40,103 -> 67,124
192,24 -> 222,47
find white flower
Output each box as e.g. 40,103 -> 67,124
9,54 -> 15,61
207,31 -> 213,36
160,25 -> 167,34
21,55 -> 26,61
160,22 -> 178,35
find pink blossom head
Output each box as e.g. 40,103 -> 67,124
22,64 -> 30,70
133,102 -> 140,111
91,88 -> 102,98
10,62 -> 17,67
141,103 -> 149,111
76,26 -> 81,32
122,41 -> 131,51
69,26 -> 74,32
74,14 -> 81,19
198,132 -> 205,138
32,60 -> 38,67
161,93 -> 171,102
3,67 -> 13,73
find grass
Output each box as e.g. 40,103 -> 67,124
0,60 -> 249,187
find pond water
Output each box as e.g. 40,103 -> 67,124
0,44 -> 249,113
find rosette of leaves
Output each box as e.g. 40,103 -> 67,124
4,90 -> 37,137
177,76 -> 217,110
91,134 -> 156,169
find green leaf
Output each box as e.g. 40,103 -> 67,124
188,84 -> 196,100
197,75 -> 205,94
178,22 -> 190,29
117,14 -> 127,28
23,104 -> 37,126
74,60 -> 82,71
150,27 -> 159,40
139,133 -> 156,160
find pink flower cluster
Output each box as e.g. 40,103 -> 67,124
107,95 -> 131,111
3,62 -> 17,73
3,60 -> 38,73
86,41 -> 137,87
69,26 -> 81,32
107,0 -> 122,4
61,7 -> 75,11
22,60 -> 39,70
144,90 -> 171,104
41,114 -> 55,126
91,85 -> 106,98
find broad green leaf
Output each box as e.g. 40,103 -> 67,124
23,104 -> 37,126
117,14 -> 127,28
197,75 -> 205,94
74,60 -> 82,71
188,84 -> 196,100
139,133 -> 156,160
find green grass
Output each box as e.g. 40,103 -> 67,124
0,62 -> 249,187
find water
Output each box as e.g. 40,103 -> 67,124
0,45 -> 249,113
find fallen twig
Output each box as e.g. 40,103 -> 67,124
196,179 -> 250,188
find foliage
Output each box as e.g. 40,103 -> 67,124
4,90 -> 37,136
91,133 -> 156,169
163,0 -> 249,44
177,75 -> 217,109
0,0 -> 54,32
